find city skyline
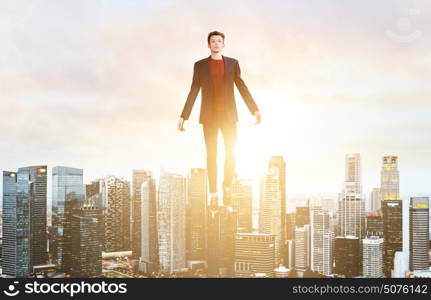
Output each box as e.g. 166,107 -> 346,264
1,154 -> 430,215
1,153 -> 429,278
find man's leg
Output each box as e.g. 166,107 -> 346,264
220,120 -> 237,206
203,121 -> 219,206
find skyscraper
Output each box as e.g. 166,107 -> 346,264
294,224 -> 310,274
259,156 -> 286,266
234,233 -> 275,277
85,180 -> 104,209
381,155 -> 402,277
380,156 -> 399,201
131,170 -> 152,259
70,205 -> 103,277
362,236 -> 384,278
285,212 -> 296,269
339,154 -> 364,239
345,153 -> 362,192
102,176 -> 131,252
52,166 -> 85,273
340,195 -> 365,238
393,251 -> 409,278
231,173 -> 253,233
366,212 -> 383,237
85,179 -> 105,250
382,200 -> 403,277
370,188 -> 381,212
409,197 -> 429,271
311,207 -> 333,276
186,168 -> 207,264
296,206 -> 310,228
2,171 -> 30,277
157,170 -> 187,274
207,205 -> 237,276
18,165 -> 48,268
321,198 -> 335,215
334,236 -> 360,277
139,172 -> 159,274
286,213 -> 296,240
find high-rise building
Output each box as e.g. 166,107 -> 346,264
382,200 -> 403,277
362,236 -> 384,278
409,197 -> 429,271
85,180 -> 105,250
321,198 -> 335,215
70,205 -> 103,277
234,233 -> 275,277
334,236 -> 360,277
286,240 -> 295,269
102,176 -> 131,252
311,207 -> 333,276
231,173 -> 253,233
339,195 -> 364,239
294,224 -> 310,274
2,171 -> 30,277
18,166 -> 48,268
139,172 -> 159,274
380,155 -> 402,278
207,205 -> 237,276
345,153 -> 362,192
337,154 -> 364,276
259,156 -> 286,266
52,166 -> 85,274
393,251 -> 409,278
380,156 -> 399,201
131,170 -> 153,259
339,154 -> 364,239
366,212 -> 383,237
286,213 -> 296,240
296,206 -> 310,228
85,180 -> 103,209
285,212 -> 296,269
186,168 -> 207,265
371,188 -> 381,212
268,155 -> 286,217
157,170 -> 186,274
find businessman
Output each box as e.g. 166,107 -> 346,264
178,31 -> 261,208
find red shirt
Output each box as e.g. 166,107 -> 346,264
209,57 -> 226,111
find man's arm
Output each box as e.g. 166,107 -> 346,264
234,60 -> 259,115
180,62 -> 200,120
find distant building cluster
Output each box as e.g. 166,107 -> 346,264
1,154 -> 429,278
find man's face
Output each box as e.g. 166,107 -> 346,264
208,35 -> 224,53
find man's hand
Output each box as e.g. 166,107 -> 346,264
177,117 -> 186,132
253,111 -> 262,125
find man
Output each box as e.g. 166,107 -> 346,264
178,31 -> 261,208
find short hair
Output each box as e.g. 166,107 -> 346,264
207,31 -> 225,44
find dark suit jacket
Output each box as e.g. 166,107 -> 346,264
180,55 -> 259,124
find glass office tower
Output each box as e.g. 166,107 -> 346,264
2,171 -> 30,277
52,166 -> 85,274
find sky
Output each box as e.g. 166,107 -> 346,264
1,0 -> 431,207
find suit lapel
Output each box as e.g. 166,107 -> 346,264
222,55 -> 228,86
204,56 -> 212,96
